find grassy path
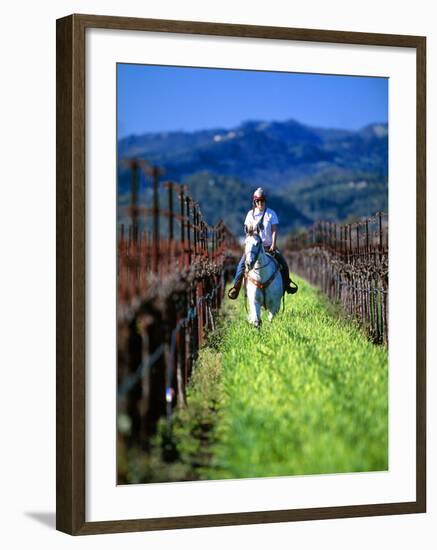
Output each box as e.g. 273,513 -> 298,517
121,277 -> 388,483
184,276 -> 388,480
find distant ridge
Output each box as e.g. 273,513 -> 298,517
118,118 -> 388,235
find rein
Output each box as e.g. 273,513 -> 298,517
245,235 -> 282,310
251,258 -> 271,271
244,265 -> 286,315
245,236 -> 279,290
249,237 -> 263,266
245,264 -> 279,290
244,232 -> 289,318
245,261 -> 279,311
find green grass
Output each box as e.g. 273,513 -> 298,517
202,277 -> 388,479
120,277 -> 388,483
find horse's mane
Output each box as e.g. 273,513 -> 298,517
246,223 -> 259,237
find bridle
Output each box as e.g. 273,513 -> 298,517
243,233 -> 283,312
246,234 -> 266,270
245,234 -> 278,281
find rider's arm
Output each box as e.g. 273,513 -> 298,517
271,224 -> 278,251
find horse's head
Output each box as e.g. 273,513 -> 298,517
245,231 -> 263,272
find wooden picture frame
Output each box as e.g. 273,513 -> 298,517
56,13 -> 426,535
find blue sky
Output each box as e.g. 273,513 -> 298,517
117,64 -> 388,139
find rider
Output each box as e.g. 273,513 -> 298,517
228,187 -> 294,299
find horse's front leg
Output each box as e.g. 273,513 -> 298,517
253,298 -> 262,328
267,296 -> 281,322
247,285 -> 262,328
267,277 -> 283,322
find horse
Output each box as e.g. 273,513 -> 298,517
244,231 -> 283,328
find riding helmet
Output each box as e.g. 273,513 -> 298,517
252,187 -> 266,203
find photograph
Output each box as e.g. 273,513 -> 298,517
115,63 -> 389,485
0,0 -> 426,542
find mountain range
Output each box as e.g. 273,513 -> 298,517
117,118 -> 388,237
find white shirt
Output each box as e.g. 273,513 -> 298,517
244,207 -> 279,247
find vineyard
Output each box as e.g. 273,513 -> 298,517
285,213 -> 388,344
117,160 -> 389,483
119,278 -> 388,483
117,161 -> 240,464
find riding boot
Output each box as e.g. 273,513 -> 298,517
228,274 -> 244,300
274,251 -> 294,294
283,271 -> 293,294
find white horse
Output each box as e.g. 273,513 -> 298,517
244,232 -> 283,328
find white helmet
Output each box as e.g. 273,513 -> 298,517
252,187 -> 266,204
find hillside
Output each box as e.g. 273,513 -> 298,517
184,172 -> 312,237
117,118 -> 388,234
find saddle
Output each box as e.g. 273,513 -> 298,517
244,248 -> 298,295
266,250 -> 298,295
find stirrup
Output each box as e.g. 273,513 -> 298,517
287,280 -> 298,294
283,278 -> 298,295
228,286 -> 239,300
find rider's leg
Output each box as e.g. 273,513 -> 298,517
228,253 -> 246,299
274,250 -> 293,294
